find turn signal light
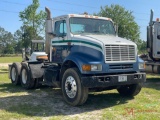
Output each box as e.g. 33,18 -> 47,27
82,65 -> 91,71
144,62 -> 146,69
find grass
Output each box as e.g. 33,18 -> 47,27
0,56 -> 22,63
0,67 -> 8,73
0,67 -> 160,120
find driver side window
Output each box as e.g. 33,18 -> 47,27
54,20 -> 67,36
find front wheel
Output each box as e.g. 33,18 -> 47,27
117,83 -> 142,97
62,68 -> 88,106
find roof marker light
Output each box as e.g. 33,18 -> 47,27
70,15 -> 74,17
156,18 -> 160,22
85,15 -> 89,18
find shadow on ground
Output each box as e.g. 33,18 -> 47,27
0,68 -> 8,73
144,76 -> 160,90
0,83 -> 133,117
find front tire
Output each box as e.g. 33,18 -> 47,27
62,68 -> 88,106
117,83 -> 142,97
20,63 -> 35,89
10,63 -> 21,85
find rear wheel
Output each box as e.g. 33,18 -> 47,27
117,83 -> 142,97
10,63 -> 21,85
62,68 -> 88,106
20,64 -> 35,89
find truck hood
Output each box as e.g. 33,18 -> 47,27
73,34 -> 136,46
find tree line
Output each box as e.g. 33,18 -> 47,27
0,0 -> 46,54
0,0 -> 146,55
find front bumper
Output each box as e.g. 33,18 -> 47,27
81,73 -> 146,88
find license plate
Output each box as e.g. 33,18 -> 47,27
118,76 -> 127,82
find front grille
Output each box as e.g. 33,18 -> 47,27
105,45 -> 136,62
109,64 -> 133,70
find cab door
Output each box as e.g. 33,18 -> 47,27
52,19 -> 69,63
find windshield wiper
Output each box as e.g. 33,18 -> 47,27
92,30 -> 100,33
76,31 -> 84,34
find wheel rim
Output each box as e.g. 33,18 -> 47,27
65,76 -> 77,98
22,69 -> 27,84
11,67 -> 16,81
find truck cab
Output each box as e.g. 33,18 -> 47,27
45,13 -> 146,106
48,14 -> 144,75
147,10 -> 160,61
143,10 -> 160,74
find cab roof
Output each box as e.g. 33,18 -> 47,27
53,14 -> 113,22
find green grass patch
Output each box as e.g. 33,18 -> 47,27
0,56 -> 22,63
0,71 -> 160,120
0,67 -> 8,73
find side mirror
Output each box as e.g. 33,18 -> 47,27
157,35 -> 160,39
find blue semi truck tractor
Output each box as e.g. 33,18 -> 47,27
9,7 -> 146,106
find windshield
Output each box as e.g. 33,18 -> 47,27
32,43 -> 44,52
70,17 -> 116,35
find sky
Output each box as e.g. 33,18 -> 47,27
0,0 -> 160,41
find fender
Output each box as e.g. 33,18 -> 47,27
27,62 -> 44,79
63,50 -> 104,74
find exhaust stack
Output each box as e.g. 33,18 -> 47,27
45,7 -> 52,59
45,7 -> 51,20
149,9 -> 153,26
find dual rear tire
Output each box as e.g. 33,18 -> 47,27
20,63 -> 35,89
10,63 -> 21,85
10,63 -> 41,89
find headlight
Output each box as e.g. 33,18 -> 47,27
139,63 -> 145,69
82,64 -> 102,71
91,64 -> 102,71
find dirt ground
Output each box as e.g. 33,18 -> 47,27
0,63 -> 11,68
0,63 -> 160,119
